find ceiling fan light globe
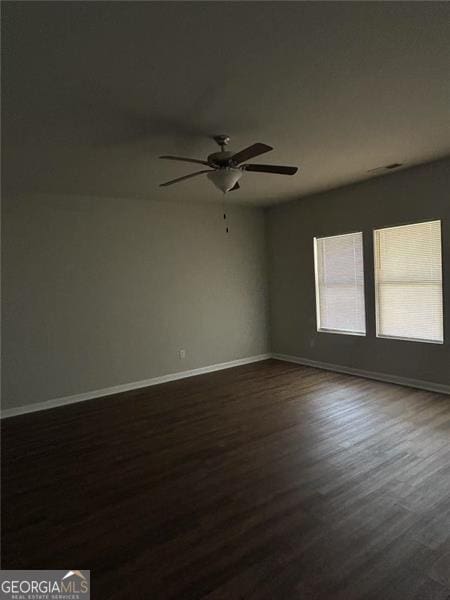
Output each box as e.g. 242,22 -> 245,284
207,168 -> 242,193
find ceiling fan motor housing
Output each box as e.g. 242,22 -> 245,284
207,151 -> 235,167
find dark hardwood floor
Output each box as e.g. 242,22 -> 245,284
2,359 -> 450,599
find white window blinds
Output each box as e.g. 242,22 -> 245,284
314,232 -> 366,335
374,220 -> 443,343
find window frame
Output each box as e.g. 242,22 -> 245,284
373,219 -> 444,345
313,231 -> 367,337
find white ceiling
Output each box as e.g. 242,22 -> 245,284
3,2 -> 450,206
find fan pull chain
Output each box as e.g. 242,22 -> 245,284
222,195 -> 229,234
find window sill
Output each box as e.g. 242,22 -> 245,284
376,334 -> 444,345
317,328 -> 366,337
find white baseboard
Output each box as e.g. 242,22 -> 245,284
272,353 -> 450,396
3,351 -> 448,419
1,353 -> 271,419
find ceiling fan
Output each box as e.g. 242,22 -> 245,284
159,135 -> 299,193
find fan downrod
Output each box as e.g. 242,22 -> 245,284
213,135 -> 230,151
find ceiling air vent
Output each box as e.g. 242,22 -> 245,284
368,163 -> 403,173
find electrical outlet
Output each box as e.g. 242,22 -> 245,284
178,349 -> 186,360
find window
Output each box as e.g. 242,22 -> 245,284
314,232 -> 366,335
374,220 -> 443,343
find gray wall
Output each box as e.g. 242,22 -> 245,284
2,194 -> 269,410
3,158 -> 449,412
268,158 -> 450,387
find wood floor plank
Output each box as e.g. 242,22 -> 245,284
2,359 -> 450,599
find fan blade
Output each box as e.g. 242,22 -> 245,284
159,155 -> 210,166
243,164 -> 298,175
230,182 -> 240,191
229,143 -> 273,165
159,169 -> 212,187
